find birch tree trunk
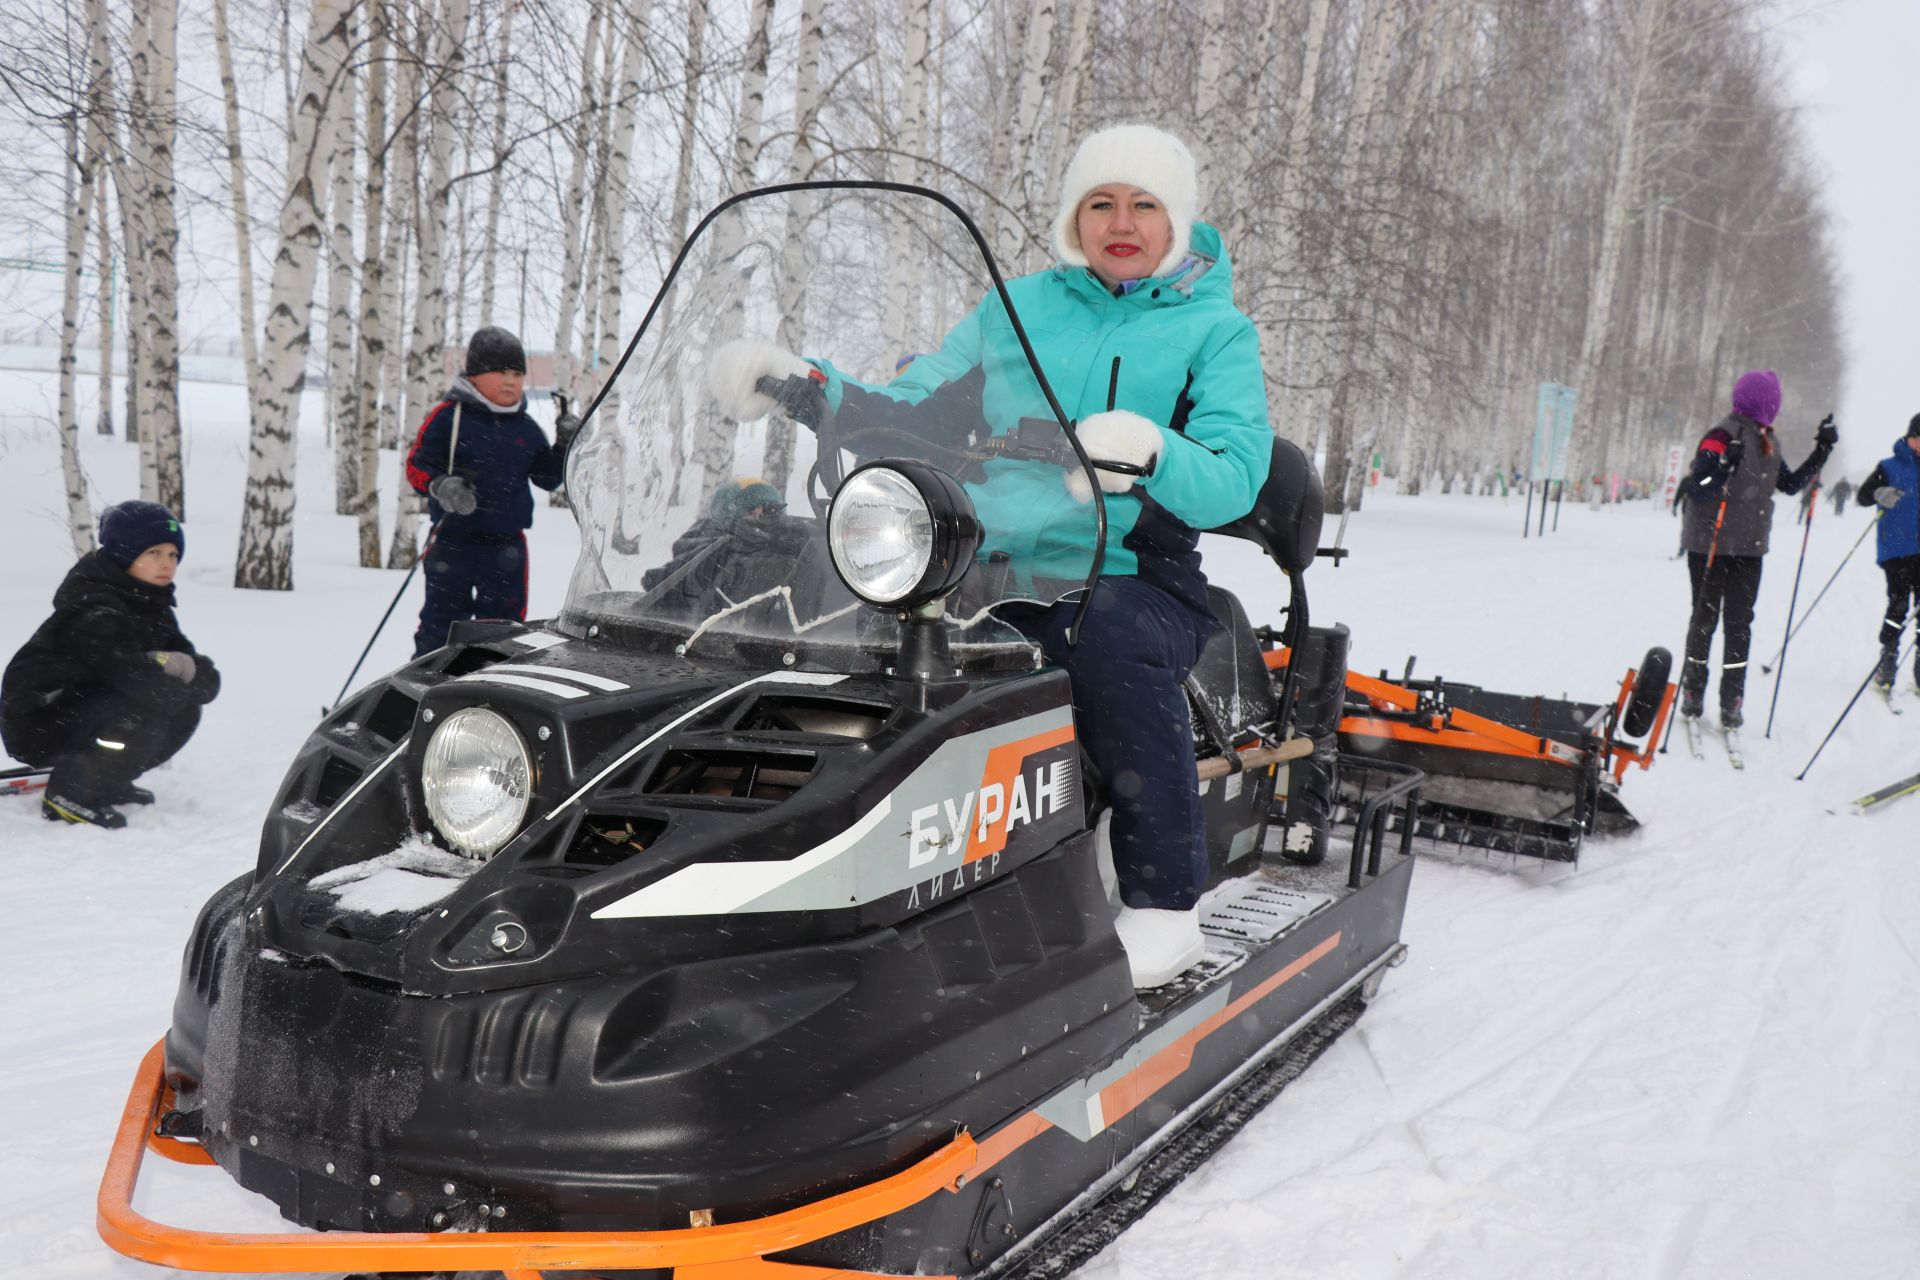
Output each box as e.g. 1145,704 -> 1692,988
353,0 -> 391,566
377,7 -> 422,448
551,1 -> 607,398
990,0 -> 1054,273
136,0 -> 185,517
389,0 -> 473,570
94,176 -> 114,437
1044,1 -> 1096,197
236,0 -> 354,590
87,3 -> 114,438
882,0 -> 932,355
479,0 -> 514,320
1260,0 -> 1331,445
58,104 -> 100,558
213,0 -> 264,428
1568,0 -> 1664,484
117,0 -> 157,490
589,1 -> 650,393
1190,0 -> 1230,205
768,0 -> 825,495
693,0 -> 773,504
327,20 -> 361,515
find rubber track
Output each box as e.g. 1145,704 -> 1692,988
992,993 -> 1367,1279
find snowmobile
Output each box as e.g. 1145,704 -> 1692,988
97,183 -> 1417,1279
1281,647 -> 1676,864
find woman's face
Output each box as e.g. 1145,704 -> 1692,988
1075,186 -> 1172,287
127,543 -> 179,587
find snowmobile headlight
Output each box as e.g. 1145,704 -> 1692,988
421,707 -> 533,858
827,461 -> 980,607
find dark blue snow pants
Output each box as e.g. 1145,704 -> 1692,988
1037,577 -> 1214,911
414,531 -> 529,657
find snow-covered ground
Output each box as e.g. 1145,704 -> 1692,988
2,372 -> 1913,1279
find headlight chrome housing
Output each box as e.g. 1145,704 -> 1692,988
827,461 -> 981,608
421,706 -> 533,858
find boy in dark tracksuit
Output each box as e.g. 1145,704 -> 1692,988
1677,369 -> 1835,728
1857,414 -> 1920,691
404,326 -> 579,657
1,501 -> 221,828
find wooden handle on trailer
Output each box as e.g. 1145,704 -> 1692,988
1195,736 -> 1315,783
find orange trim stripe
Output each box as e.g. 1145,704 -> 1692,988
968,929 -> 1344,1178
964,724 -> 1076,863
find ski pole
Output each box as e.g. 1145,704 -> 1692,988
326,532 -> 435,715
1764,478 -> 1820,738
1798,628 -> 1916,781
1760,510 -> 1880,674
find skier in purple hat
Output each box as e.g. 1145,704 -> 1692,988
1675,369 -> 1836,738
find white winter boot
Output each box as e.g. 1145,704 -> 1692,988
1113,905 -> 1206,989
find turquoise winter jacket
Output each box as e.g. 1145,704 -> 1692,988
812,221 -> 1272,617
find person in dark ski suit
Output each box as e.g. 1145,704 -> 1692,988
704,125 -> 1272,989
0,501 -> 221,828
1829,475 -> 1853,516
1857,415 -> 1920,692
405,326 -> 579,657
640,479 -> 787,592
1676,369 -> 1836,727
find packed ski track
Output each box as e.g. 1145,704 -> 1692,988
2,375 -> 1914,1278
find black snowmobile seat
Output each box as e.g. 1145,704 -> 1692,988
1208,437 -> 1325,575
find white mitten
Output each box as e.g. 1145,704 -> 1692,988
706,338 -> 814,421
1066,409 -> 1166,503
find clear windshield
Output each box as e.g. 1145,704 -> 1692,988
560,186 -> 1101,662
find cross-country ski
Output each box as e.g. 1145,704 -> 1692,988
1854,770 -> 1920,813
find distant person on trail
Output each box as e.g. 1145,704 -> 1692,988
0,501 -> 220,829
1676,369 -> 1836,729
404,325 -> 581,657
1829,475 -> 1853,515
1856,414 -> 1920,693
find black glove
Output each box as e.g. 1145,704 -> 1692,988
1721,437 -> 1745,473
1877,487 -> 1906,510
429,474 -> 478,515
554,392 -> 582,450
1815,413 -> 1838,447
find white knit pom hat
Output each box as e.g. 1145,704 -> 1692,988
1050,124 -> 1200,278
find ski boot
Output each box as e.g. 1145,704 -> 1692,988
1720,697 -> 1744,731
42,793 -> 128,829
1873,644 -> 1898,691
111,782 -> 156,806
1679,684 -> 1705,721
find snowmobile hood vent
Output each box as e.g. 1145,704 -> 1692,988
642,748 -> 817,806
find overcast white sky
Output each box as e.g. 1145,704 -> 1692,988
1781,0 -> 1920,475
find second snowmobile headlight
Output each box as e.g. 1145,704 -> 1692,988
827,461 -> 980,607
421,707 -> 533,858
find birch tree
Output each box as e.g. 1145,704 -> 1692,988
211,0 -> 264,422
235,0 -> 353,591
388,0 -> 473,571
479,0 -> 514,319
693,0 -> 774,504
881,0 -> 932,357
132,0 -> 184,516
551,0 -> 606,398
769,0 -> 826,494
56,15 -> 105,558
327,17 -> 361,515
352,0 -> 392,567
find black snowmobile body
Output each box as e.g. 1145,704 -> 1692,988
102,183 -> 1417,1280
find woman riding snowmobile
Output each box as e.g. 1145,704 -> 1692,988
704,124 -> 1273,987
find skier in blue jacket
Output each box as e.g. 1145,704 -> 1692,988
404,326 -> 579,656
1857,414 -> 1920,692
705,125 -> 1274,988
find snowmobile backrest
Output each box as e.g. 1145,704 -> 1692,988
1209,437 -> 1325,575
